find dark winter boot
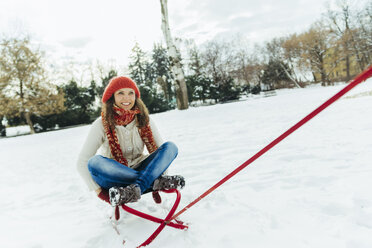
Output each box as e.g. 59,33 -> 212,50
109,184 -> 141,207
152,175 -> 185,191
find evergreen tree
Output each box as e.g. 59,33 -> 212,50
128,42 -> 154,110
209,78 -> 221,103
188,45 -> 203,76
186,45 -> 211,103
32,79 -> 97,130
151,43 -> 174,103
62,80 -> 96,123
0,116 -> 5,137
206,76 -> 241,103
250,84 -> 261,95
260,60 -> 292,90
128,42 -> 171,113
185,75 -> 211,103
128,42 -> 147,84
95,69 -> 117,99
218,77 -> 242,102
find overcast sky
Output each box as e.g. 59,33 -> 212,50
0,0 -> 344,76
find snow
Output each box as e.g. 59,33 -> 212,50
4,125 -> 31,137
1,79 -> 372,248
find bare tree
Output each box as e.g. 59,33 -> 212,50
184,39 -> 204,77
0,37 -> 65,133
201,40 -> 241,84
201,41 -> 223,84
159,0 -> 188,110
226,36 -> 261,87
325,0 -> 367,78
281,34 -> 312,83
297,23 -> 335,85
264,37 -> 302,88
354,1 -> 372,69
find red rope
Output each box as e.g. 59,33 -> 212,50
122,194 -> 188,230
170,65 -> 372,222
120,189 -> 187,247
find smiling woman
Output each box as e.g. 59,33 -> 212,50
76,76 -> 185,208
114,88 -> 136,110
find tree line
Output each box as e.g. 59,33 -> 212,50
1,0 -> 371,136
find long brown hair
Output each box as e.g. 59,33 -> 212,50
102,96 -> 150,131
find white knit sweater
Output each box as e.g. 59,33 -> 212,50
76,117 -> 163,191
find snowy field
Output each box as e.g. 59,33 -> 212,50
1,79 -> 372,248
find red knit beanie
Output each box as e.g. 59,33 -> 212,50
102,76 -> 140,103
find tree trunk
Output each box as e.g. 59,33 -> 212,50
279,62 -> 302,88
312,72 -> 317,83
0,116 -> 6,137
19,79 -> 35,134
24,111 -> 35,134
318,54 -> 329,86
345,52 -> 350,80
157,76 -> 169,101
320,63 -> 327,86
160,0 -> 188,110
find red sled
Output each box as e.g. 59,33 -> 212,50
113,189 -> 188,247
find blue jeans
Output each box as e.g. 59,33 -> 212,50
88,142 -> 178,193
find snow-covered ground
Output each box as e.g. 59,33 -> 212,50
1,79 -> 371,248
3,125 -> 32,137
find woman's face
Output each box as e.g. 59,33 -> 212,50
114,88 -> 136,110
